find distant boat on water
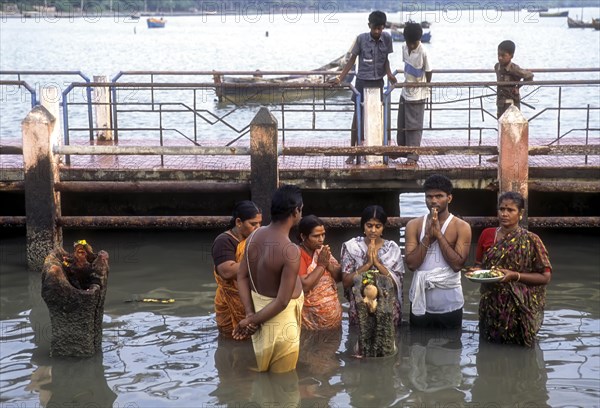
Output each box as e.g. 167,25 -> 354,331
527,7 -> 548,12
386,20 -> 431,29
567,17 -> 595,28
539,10 -> 569,17
147,17 -> 166,28
389,29 -> 431,43
213,53 -> 355,103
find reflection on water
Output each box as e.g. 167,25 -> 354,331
0,228 -> 598,407
406,328 -> 464,399
472,341 -> 549,408
27,355 -> 117,408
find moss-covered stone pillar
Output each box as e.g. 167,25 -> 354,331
250,107 -> 279,223
22,105 -> 62,271
41,247 -> 109,357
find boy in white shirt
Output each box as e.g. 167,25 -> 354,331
396,22 -> 432,166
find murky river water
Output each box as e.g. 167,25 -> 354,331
1,192 -> 599,407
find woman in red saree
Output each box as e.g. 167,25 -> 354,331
211,201 -> 262,338
474,191 -> 552,347
298,215 -> 343,330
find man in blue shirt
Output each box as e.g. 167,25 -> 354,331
334,10 -> 397,164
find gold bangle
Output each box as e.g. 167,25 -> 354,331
516,272 -> 521,282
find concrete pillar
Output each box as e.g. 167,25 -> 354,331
93,75 -> 113,141
498,105 -> 529,224
250,107 -> 278,223
363,88 -> 384,165
22,105 -> 61,271
40,86 -> 62,145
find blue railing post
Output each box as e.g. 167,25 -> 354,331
111,72 -> 123,142
349,85 -> 362,147
79,73 -> 94,142
61,84 -> 75,165
383,81 -> 395,165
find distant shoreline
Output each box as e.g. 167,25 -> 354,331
1,5 -> 599,20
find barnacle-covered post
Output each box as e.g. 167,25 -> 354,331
22,103 -> 62,271
250,107 -> 278,223
352,271 -> 396,357
41,241 -> 109,357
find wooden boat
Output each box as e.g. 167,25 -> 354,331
567,17 -> 595,28
390,29 -> 431,43
386,20 -> 431,29
147,17 -> 166,28
527,7 -> 548,12
539,11 -> 568,17
213,53 -> 355,103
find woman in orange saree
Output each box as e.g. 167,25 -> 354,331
298,215 -> 343,330
211,201 -> 262,338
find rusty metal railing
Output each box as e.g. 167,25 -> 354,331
1,68 -> 598,166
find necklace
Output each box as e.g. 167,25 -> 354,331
495,225 -> 519,242
300,242 -> 313,255
229,227 -> 242,242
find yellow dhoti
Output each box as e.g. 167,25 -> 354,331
251,291 -> 304,373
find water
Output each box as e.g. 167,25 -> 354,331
1,9 -> 600,408
1,226 -> 599,407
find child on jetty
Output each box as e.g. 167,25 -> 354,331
395,22 -> 432,166
495,40 -> 534,119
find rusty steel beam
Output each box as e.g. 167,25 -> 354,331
0,145 -> 23,155
0,216 -> 26,227
527,217 -> 600,228
54,145 -> 251,156
58,216 -> 232,229
3,216 -> 599,229
323,216 -> 600,228
0,181 -> 24,192
529,145 -> 600,155
283,146 -> 498,156
529,181 -> 600,193
321,217 -> 501,228
55,181 -> 249,193
39,215 -> 600,229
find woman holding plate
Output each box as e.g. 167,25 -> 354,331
474,191 -> 552,347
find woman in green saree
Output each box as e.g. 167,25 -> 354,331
474,191 -> 552,347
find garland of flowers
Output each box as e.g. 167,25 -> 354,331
361,269 -> 377,287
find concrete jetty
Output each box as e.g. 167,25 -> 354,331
0,75 -> 598,269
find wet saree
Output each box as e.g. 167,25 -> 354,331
478,227 -> 552,347
299,248 -> 342,330
214,237 -> 247,338
341,237 -> 405,326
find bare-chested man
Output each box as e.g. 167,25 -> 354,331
405,174 -> 472,329
233,185 -> 304,373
